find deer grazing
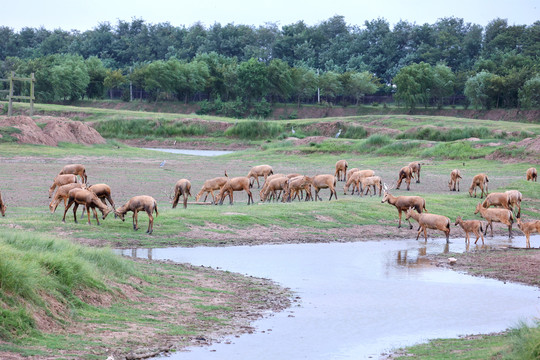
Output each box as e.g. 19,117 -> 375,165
526,167 -> 537,182
285,175 -> 313,202
360,176 -> 383,197
311,174 -> 338,201
49,183 -> 85,213
172,179 -> 191,209
49,174 -> 78,198
195,176 -> 228,204
259,173 -> 286,199
216,176 -> 254,205
517,218 -> 540,248
0,191 -> 6,217
408,162 -> 421,183
62,188 -> 111,225
406,207 -> 451,243
247,165 -> 274,188
260,176 -> 289,202
474,202 -> 513,238
455,216 -> 484,244
343,169 -> 375,195
115,195 -> 159,234
59,163 -> 87,184
335,160 -> 348,181
448,169 -> 462,191
469,173 -> 489,198
381,184 -> 428,229
396,166 -> 413,191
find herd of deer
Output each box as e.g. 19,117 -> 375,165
0,161 -> 537,245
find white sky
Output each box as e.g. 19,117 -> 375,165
5,0 -> 539,32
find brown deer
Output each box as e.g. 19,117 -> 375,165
311,174 -> 338,201
0,191 -> 6,217
259,173 -> 286,199
396,166 -> 413,191
481,192 -> 512,212
469,173 -> 489,198
49,174 -> 78,198
247,165 -> 274,188
474,202 -> 513,238
526,167 -> 537,182
517,218 -> 540,248
382,184 -> 428,229
409,162 -> 421,183
260,176 -> 289,202
115,195 -> 159,234
216,176 -> 254,205
195,176 -> 228,204
344,170 -> 375,195
49,183 -> 85,213
172,179 -> 191,209
360,176 -> 383,197
286,176 -> 313,202
505,190 -> 522,218
448,169 -> 462,191
335,160 -> 348,181
455,216 -> 484,244
406,208 -> 450,243
62,188 -> 111,225
59,163 -> 87,183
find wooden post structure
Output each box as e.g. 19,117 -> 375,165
4,72 -> 35,117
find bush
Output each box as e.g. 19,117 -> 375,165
224,121 -> 283,139
342,125 -> 368,139
250,98 -> 272,119
94,119 -> 212,139
364,134 -> 392,148
397,126 -> 491,141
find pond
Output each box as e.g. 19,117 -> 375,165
119,235 -> 540,359
144,148 -> 235,157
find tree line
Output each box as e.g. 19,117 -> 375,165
1,16 -> 539,111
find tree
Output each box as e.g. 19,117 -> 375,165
519,76 -> 540,109
342,71 -> 379,105
464,71 -> 498,109
431,64 -> 456,108
49,55 -> 90,101
237,58 -> 268,103
104,69 -> 126,100
318,70 -> 341,103
267,59 -> 294,102
393,62 -> 434,109
85,56 -> 107,99
290,66 -> 317,105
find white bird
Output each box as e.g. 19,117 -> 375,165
291,126 -> 296,134
335,128 -> 342,138
160,160 -> 166,168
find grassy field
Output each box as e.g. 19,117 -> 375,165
1,102 -> 540,358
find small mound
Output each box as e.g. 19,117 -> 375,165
0,116 -> 106,146
486,136 -> 540,163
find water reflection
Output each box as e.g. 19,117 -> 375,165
144,148 -> 234,157
116,236 -> 540,360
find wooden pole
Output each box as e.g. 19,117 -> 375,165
30,73 -> 35,116
8,71 -> 14,116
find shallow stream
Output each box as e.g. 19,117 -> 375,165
119,235 -> 540,359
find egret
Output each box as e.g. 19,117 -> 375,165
335,128 -> 342,138
291,126 -> 296,135
160,160 -> 166,168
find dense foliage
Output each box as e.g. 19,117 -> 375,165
1,16 -> 539,111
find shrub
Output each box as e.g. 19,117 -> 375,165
364,134 -> 392,148
224,121 -> 283,139
342,125 -> 368,139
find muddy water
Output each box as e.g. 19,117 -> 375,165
144,148 -> 235,156
120,236 -> 540,359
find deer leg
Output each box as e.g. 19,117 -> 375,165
147,211 -> 154,234
72,203 -> 80,223
508,224 -> 512,239
406,178 -> 411,191
92,207 -> 100,225
63,198 -> 75,222
526,234 -> 530,248
423,227 -> 428,242
132,211 -> 138,230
